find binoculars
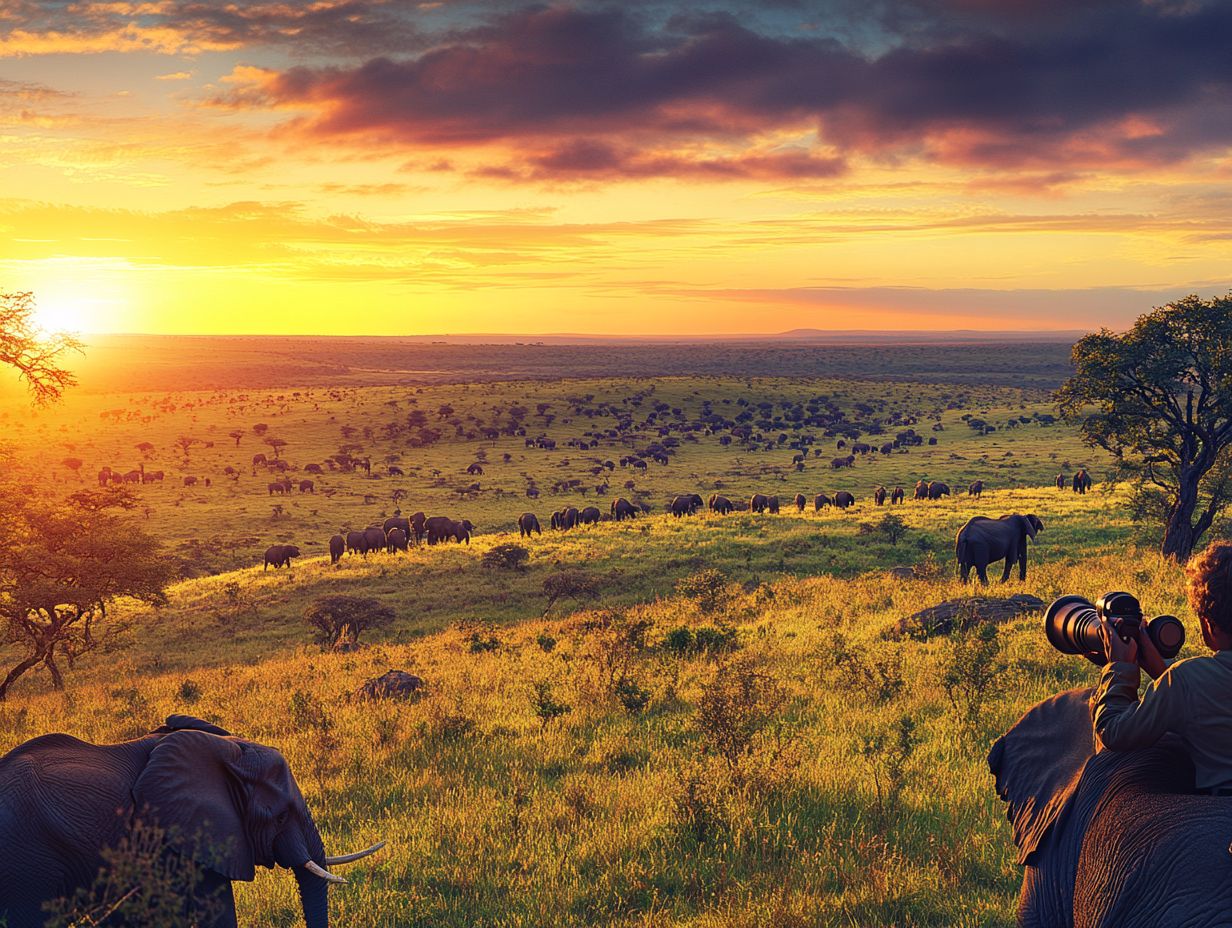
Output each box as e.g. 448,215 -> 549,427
1045,591 -> 1185,666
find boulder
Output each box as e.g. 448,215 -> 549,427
893,594 -> 1045,640
355,670 -> 425,701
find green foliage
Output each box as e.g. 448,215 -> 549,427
941,624 -> 1006,735
302,594 -> 395,650
481,543 -> 530,571
614,676 -> 651,713
542,570 -> 601,613
831,633 -> 906,704
535,633 -> 557,652
859,713 -> 918,818
531,680 -> 572,728
675,568 -> 732,614
468,631 -> 501,653
876,513 -> 908,545
697,655 -> 788,777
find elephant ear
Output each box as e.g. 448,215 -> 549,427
1024,514 -> 1043,538
988,687 -> 1095,865
151,715 -> 232,736
133,729 -> 256,881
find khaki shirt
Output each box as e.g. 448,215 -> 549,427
1092,650 -> 1232,790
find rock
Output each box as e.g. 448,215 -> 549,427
355,670 -> 425,701
893,594 -> 1045,640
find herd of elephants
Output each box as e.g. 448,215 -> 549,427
9,455 -> 1209,928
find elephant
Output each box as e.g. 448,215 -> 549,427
927,481 -> 951,500
794,493 -> 807,512
0,715 -> 381,928
873,486 -> 887,506
750,493 -> 771,513
383,515 -> 411,539
305,463 -> 324,474
914,480 -> 929,500
550,509 -> 564,530
519,512 -> 542,536
328,533 -> 345,564
362,526 -> 386,553
954,513 -> 1043,583
814,493 -> 832,510
251,453 -> 267,468
345,530 -> 369,556
1056,472 -> 1067,490
670,494 -> 703,516
185,476 -> 199,487
410,512 -> 427,545
425,516 -> 473,544
386,527 -> 408,553
989,687 -> 1232,928
579,506 -> 601,525
560,507 -> 580,530
298,479 -> 315,494
708,494 -> 734,515
387,466 -> 404,476
97,466 -> 112,486
611,497 -> 639,520
268,481 -> 288,496
834,491 -> 855,509
968,479 -> 984,498
1073,469 -> 1093,494
891,486 -> 905,504
465,462 -> 484,475
263,544 -> 300,570
766,495 -> 780,513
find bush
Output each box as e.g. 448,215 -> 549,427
697,656 -> 788,778
859,713 -> 918,817
536,633 -> 557,652
942,624 -> 1005,734
876,513 -> 908,545
543,570 -> 601,613
468,631 -> 501,653
303,595 -> 395,650
676,568 -> 732,614
614,676 -> 651,713
532,680 -> 572,728
482,543 -> 530,571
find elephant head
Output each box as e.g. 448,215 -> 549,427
1020,514 -> 1043,539
133,723 -> 380,928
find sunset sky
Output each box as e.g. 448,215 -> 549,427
2,0 -> 1230,336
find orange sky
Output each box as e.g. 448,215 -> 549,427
2,2 -> 1230,336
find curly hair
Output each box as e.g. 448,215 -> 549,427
1186,541 -> 1232,635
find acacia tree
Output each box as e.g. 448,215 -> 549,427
0,290 -> 82,403
1057,294 -> 1232,561
0,490 -> 174,698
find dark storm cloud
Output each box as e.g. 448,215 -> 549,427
216,1 -> 1232,177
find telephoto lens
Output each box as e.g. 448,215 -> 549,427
1044,592 -> 1185,665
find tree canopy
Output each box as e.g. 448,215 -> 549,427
1057,293 -> 1232,561
0,290 -> 82,404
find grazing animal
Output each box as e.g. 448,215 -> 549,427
184,476 -> 198,487
0,714 -> 380,928
873,485 -> 887,506
263,544 -> 301,570
345,530 -> 369,557
328,533 -> 345,564
298,479 -> 314,494
383,516 -> 411,540
914,480 -> 929,500
954,513 -> 1043,583
927,481 -> 951,500
708,494 -> 735,515
891,486 -> 904,504
750,493 -> 772,513
1056,472 -> 1066,490
425,516 -> 473,544
833,491 -> 856,509
518,512 -> 542,536
611,497 -> 639,520
670,494 -> 703,516
814,493 -> 832,510
1073,469 -> 1092,494
794,493 -> 806,512
410,512 -> 427,545
578,506 -> 601,525
386,527 -> 409,553
766,495 -> 780,513
968,480 -> 983,498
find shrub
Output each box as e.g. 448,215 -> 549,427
303,595 -> 395,650
482,543 -> 529,571
697,656 -> 788,777
876,513 -> 908,545
614,676 -> 651,713
177,679 -> 202,703
536,633 -> 557,652
543,570 -> 601,613
676,568 -> 732,614
532,680 -> 572,728
859,713 -> 918,817
942,624 -> 1005,734
468,631 -> 501,653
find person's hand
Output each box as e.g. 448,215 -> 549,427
1136,623 -> 1168,680
1101,615 -> 1138,665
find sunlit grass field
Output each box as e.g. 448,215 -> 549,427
0,486 -> 1188,927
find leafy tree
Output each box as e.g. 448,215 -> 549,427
264,436 -> 288,458
303,594 -> 395,649
1057,294 -> 1232,560
135,441 -> 155,458
0,290 -> 82,404
0,491 -> 174,699
228,429 -> 245,446
174,435 -> 198,460
252,423 -> 269,436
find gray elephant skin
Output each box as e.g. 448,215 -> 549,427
328,534 -> 345,564
0,715 -> 379,928
263,544 -> 300,570
990,687 -> 1232,928
708,495 -> 734,514
955,513 -> 1043,583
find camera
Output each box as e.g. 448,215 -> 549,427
1044,591 -> 1185,666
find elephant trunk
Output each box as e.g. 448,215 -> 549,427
294,864 -> 331,928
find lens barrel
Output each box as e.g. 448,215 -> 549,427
1044,592 -> 1185,665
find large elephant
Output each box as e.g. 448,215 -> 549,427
549,509 -> 564,530
425,516 -> 473,544
386,527 -> 409,552
750,493 -> 771,513
968,479 -> 984,498
328,533 -> 345,564
263,544 -> 300,570
927,481 -> 951,500
1073,469 -> 1093,494
612,498 -> 639,520
382,515 -> 410,539
519,512 -> 542,536
1056,472 -> 1067,490
989,688 -> 1232,928
362,526 -> 386,553
833,491 -> 855,509
914,480 -> 929,500
954,513 -> 1043,583
708,494 -> 734,515
410,512 -> 427,545
873,485 -> 887,506
766,495 -> 780,513
579,505 -> 602,525
670,494 -> 703,516
560,507 -> 580,530
793,493 -> 806,512
298,479 -> 315,494
345,530 -> 368,556
814,493 -> 832,510
891,486 -> 904,504
0,715 -> 381,928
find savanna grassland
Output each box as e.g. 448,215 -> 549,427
2,336 -> 1171,927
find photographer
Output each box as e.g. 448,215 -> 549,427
1092,541 -> 1232,794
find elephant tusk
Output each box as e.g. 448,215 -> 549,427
325,841 -> 387,865
303,860 -> 347,884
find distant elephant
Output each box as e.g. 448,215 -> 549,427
305,463 -> 324,474
268,481 -> 287,496
873,486 -> 887,506
386,527 -> 408,553
834,491 -> 855,509
560,507 -> 580,530
708,494 -> 734,515
814,493 -> 832,510
579,506 -> 601,525
913,480 -> 928,500
97,466 -> 112,486
328,533 -> 345,564
387,466 -> 404,476
927,481 -> 950,500
465,462 -> 484,475
766,495 -> 780,513
550,509 -> 564,530
750,493 -> 771,513
410,512 -> 427,545
891,486 -> 904,504
299,479 -> 315,494
0,714 -> 380,928
611,498 -> 639,521
362,526 -> 385,552
670,494 -> 703,516
383,515 -> 411,539
794,493 -> 806,512
345,530 -> 369,557
184,476 -> 198,487
968,480 -> 983,498
263,544 -> 301,570
989,688 -> 1231,928
426,516 -> 473,544
955,513 -> 1043,583
1073,469 -> 1092,494
519,512 -> 542,536
1056,472 -> 1066,490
